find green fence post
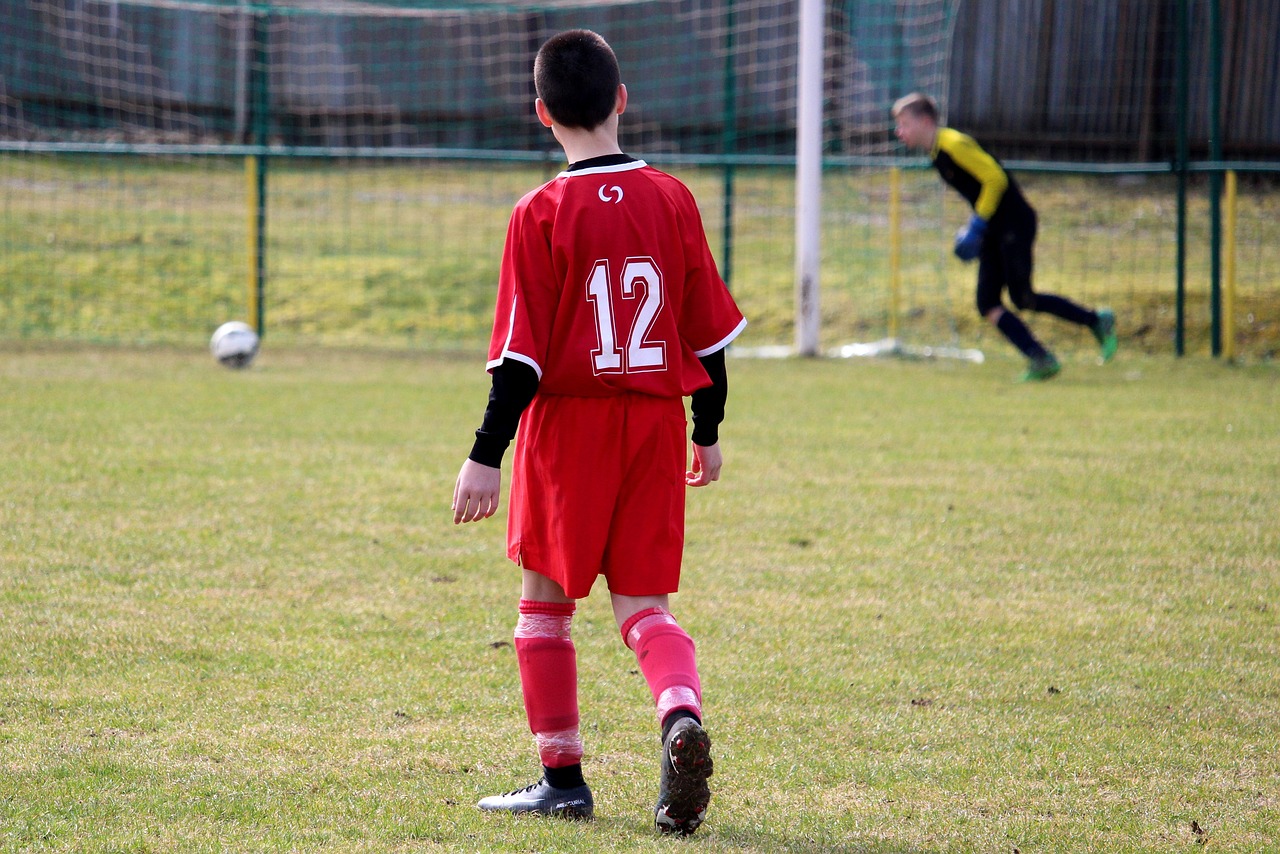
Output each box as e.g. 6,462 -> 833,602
721,0 -> 737,290
250,4 -> 269,338
1174,0 -> 1189,357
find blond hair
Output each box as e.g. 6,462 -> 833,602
891,92 -> 938,122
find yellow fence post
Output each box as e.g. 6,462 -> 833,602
246,154 -> 260,329
1223,170 -> 1237,362
889,166 -> 902,343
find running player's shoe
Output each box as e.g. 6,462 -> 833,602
477,777 -> 594,820
1092,308 -> 1118,363
654,718 -> 714,835
1018,354 -> 1062,383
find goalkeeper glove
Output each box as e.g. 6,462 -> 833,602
953,214 -> 987,261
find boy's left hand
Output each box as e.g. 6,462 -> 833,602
687,441 -> 723,487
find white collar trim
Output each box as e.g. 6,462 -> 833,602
559,159 -> 648,179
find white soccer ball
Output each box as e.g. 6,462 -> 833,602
210,321 -> 259,369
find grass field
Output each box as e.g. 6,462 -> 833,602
2,344 -> 1277,852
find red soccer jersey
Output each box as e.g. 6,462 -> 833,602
487,160 -> 746,397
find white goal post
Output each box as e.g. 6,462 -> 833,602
793,0 -> 968,361
795,0 -> 824,357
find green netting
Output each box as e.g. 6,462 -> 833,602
1,0 -> 951,154
0,0 -> 959,354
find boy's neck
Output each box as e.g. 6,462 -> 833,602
554,118 -> 623,166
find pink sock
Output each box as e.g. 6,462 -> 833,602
515,599 -> 582,768
620,607 -> 702,723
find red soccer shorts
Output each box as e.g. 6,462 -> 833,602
507,392 -> 687,599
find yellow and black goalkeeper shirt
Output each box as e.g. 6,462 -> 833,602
931,127 -> 1034,231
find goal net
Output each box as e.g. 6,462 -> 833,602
819,0 -> 977,362
6,0 -> 809,153
1,0 -> 962,353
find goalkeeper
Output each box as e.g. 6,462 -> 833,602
892,92 -> 1118,381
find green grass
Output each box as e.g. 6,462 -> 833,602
2,344 -> 1277,852
4,154 -> 1279,361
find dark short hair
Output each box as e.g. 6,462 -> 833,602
891,92 -> 938,122
534,30 -> 620,130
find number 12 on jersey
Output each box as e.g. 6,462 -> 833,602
586,257 -> 668,374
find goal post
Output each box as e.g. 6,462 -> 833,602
794,0 -> 824,357
793,0 -> 969,361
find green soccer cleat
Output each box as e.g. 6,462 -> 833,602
1018,354 -> 1061,383
477,777 -> 594,820
1092,308 -> 1118,363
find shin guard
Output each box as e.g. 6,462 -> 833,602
620,607 -> 702,724
515,599 -> 582,768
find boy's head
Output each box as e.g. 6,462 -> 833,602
534,30 -> 621,130
891,92 -> 939,151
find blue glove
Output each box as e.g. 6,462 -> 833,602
953,214 -> 987,261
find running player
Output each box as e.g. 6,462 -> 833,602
892,92 -> 1118,381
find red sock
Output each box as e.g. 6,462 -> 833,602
515,599 -> 582,768
620,607 -> 702,724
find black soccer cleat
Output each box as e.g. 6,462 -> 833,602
654,718 -> 714,835
477,777 -> 594,820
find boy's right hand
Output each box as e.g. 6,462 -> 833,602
453,459 -> 501,524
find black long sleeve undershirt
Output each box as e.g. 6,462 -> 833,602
467,360 -> 539,468
467,349 -> 729,468
689,347 -> 727,447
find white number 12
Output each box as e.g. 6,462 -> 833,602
586,257 -> 667,374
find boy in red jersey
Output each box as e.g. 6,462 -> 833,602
452,30 -> 745,836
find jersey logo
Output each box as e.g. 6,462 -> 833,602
598,184 -> 624,204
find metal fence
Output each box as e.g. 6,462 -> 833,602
1,1 -> 1277,362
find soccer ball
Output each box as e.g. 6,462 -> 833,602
210,321 -> 259,369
